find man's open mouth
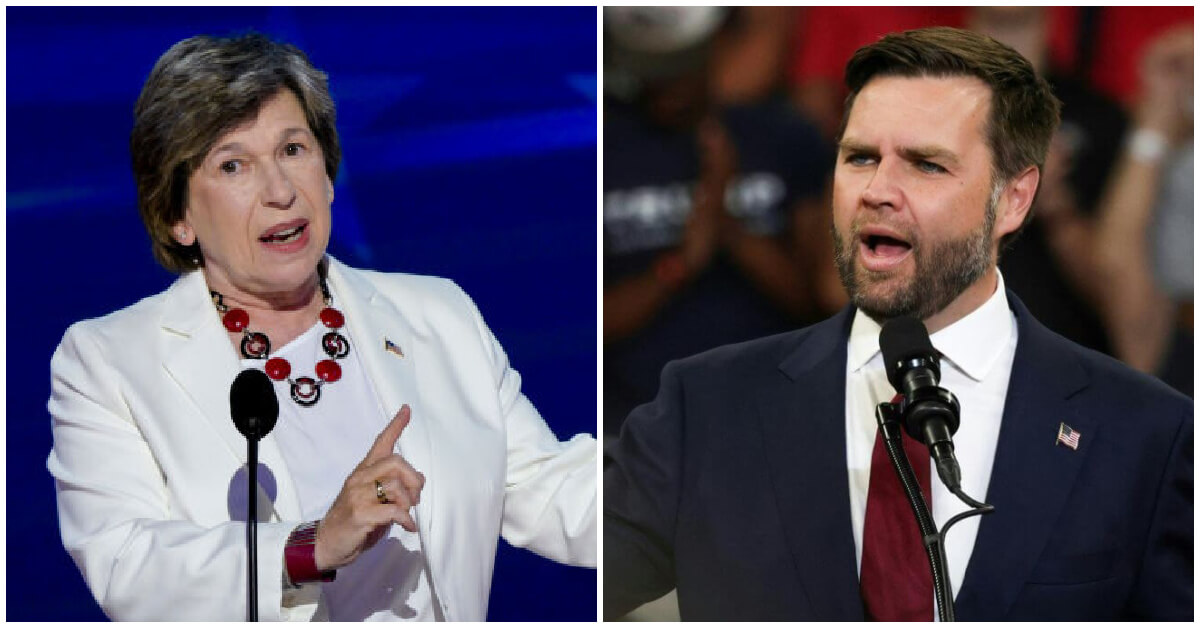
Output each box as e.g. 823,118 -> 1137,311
863,233 -> 912,257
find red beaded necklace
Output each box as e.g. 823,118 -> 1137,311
210,274 -> 350,407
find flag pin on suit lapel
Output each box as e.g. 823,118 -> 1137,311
1056,422 -> 1081,450
384,338 -> 404,358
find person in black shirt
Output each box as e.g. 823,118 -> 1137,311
603,7 -> 836,437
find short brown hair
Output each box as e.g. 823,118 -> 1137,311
131,33 -> 341,272
840,27 -> 1061,247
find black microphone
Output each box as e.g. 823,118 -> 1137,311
231,369 -> 279,442
879,316 -> 963,491
229,369 -> 279,621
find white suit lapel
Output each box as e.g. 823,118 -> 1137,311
326,260 -> 437,545
159,270 -> 304,523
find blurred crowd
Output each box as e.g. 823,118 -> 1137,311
603,6 -> 1193,437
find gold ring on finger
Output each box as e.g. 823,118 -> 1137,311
374,479 -> 390,504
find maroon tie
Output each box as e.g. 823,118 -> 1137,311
860,416 -> 934,621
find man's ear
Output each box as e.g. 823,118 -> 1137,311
994,165 -> 1039,240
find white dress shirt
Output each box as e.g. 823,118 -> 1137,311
844,270 -> 1018,601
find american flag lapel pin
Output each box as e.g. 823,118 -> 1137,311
384,338 -> 404,358
1056,422 -> 1081,450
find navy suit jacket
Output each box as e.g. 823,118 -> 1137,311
604,293 -> 1192,620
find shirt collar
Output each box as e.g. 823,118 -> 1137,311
847,270 -> 1014,382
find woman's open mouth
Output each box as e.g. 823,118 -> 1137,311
258,220 -> 310,252
260,223 -> 306,244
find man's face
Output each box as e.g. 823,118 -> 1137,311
832,75 -> 1005,327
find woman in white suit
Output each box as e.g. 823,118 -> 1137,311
46,33 -> 596,621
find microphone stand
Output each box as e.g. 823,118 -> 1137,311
230,368 -> 278,623
875,401 -> 996,622
875,402 -> 954,621
247,419 -> 260,622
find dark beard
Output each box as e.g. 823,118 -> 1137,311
833,212 -> 995,323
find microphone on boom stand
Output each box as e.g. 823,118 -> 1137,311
230,369 -> 280,622
875,316 -> 996,621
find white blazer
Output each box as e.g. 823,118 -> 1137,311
47,257 -> 597,621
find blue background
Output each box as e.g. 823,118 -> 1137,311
7,6 -> 597,621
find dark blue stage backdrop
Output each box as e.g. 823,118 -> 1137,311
7,6 -> 596,621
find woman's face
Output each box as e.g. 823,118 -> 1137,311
175,88 -> 333,302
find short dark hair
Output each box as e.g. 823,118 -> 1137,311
840,27 -> 1061,247
131,33 -> 340,273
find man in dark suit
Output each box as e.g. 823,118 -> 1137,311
604,27 -> 1193,621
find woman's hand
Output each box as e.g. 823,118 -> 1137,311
314,404 -> 426,571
